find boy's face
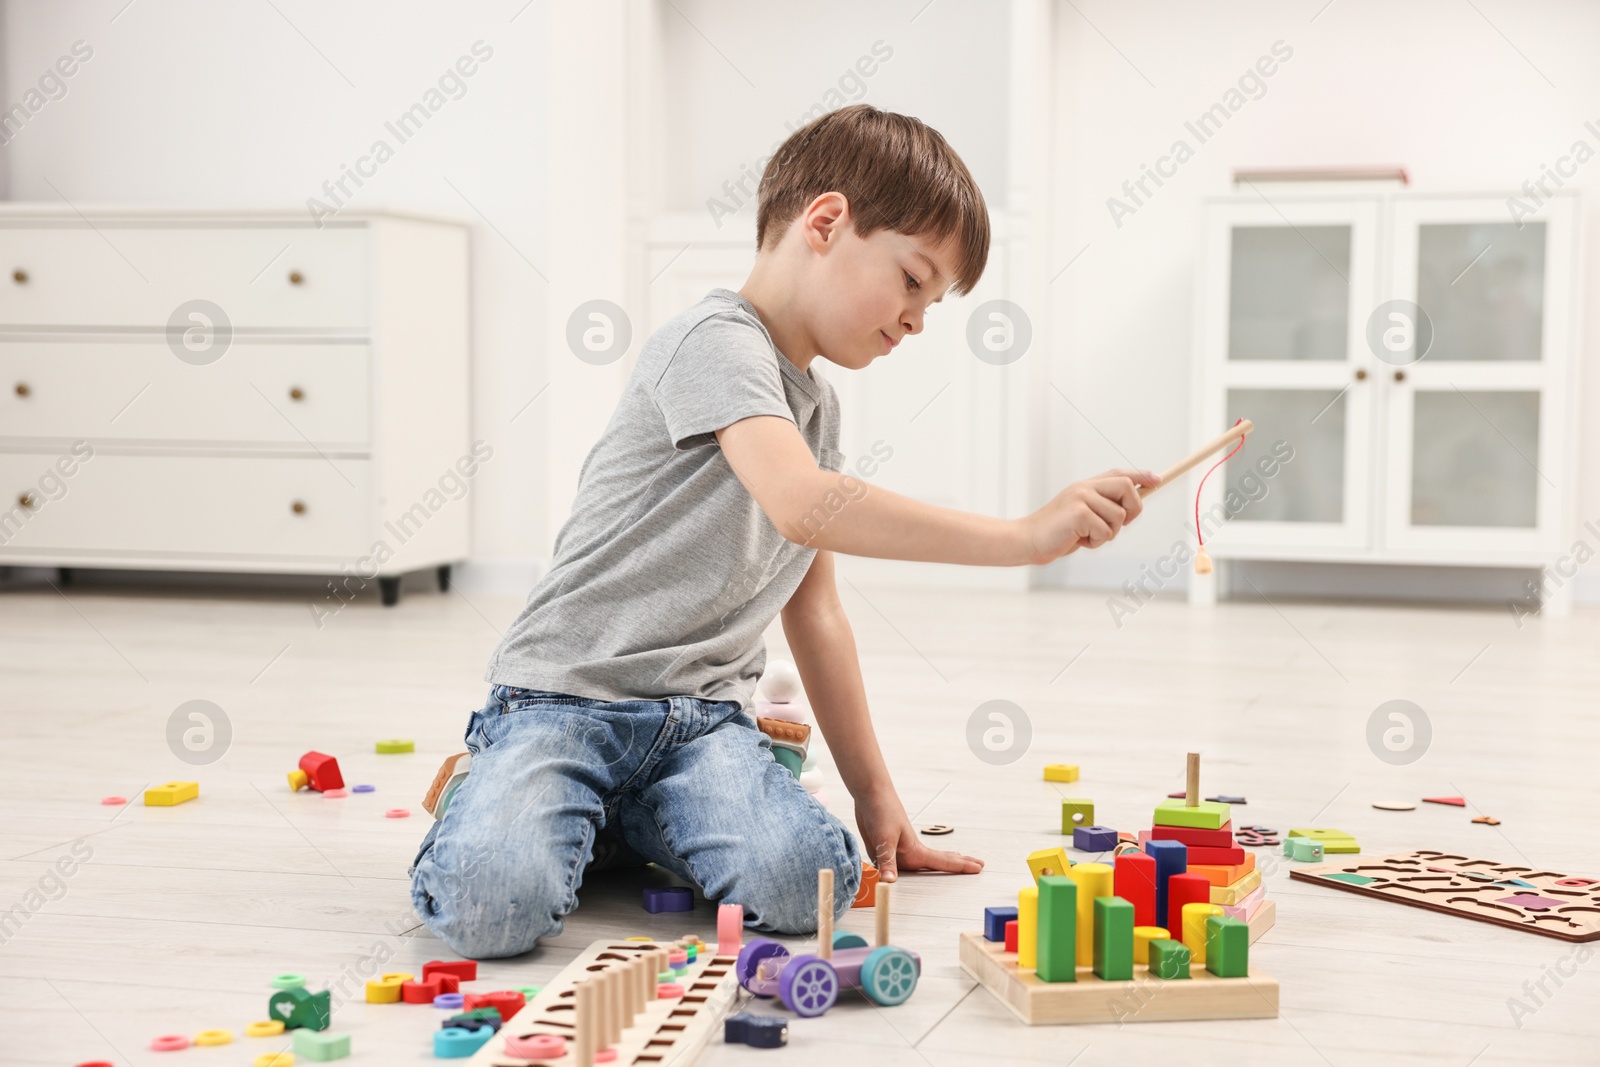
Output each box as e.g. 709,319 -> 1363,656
803,203 -> 961,370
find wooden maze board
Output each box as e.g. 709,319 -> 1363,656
469,939 -> 743,1066
1290,849 -> 1600,943
959,932 -> 1278,1025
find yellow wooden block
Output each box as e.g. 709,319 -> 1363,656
144,781 -> 199,806
1026,847 -> 1074,882
1018,885 -> 1039,970
1133,925 -> 1168,966
1068,862 -> 1112,967
1209,868 -> 1263,906
1043,764 -> 1080,783
364,972 -> 411,1004
1182,903 -> 1224,964
287,769 -> 309,791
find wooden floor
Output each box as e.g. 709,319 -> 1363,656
3,571 -> 1598,1065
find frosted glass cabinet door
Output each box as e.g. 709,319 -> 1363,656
1384,196 -> 1573,557
1228,225 -> 1352,361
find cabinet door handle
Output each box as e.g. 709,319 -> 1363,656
18,491 -> 37,509
1393,370 -> 1406,382
291,500 -> 307,515
11,269 -> 27,284
14,382 -> 29,397
1354,368 -> 1368,381
288,270 -> 304,285
289,386 -> 305,401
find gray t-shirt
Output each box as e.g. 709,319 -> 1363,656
484,288 -> 843,711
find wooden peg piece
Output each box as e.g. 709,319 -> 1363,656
1186,752 -> 1200,808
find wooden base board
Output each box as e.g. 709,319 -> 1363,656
470,939 -> 741,1066
1245,897 -> 1276,943
1291,849 -> 1600,943
959,932 -> 1278,1025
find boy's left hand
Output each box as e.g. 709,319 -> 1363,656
855,790 -> 983,882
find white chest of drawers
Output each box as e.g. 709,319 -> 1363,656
0,208 -> 471,606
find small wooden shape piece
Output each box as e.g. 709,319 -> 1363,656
1205,916 -> 1249,978
1073,825 -> 1118,852
1148,938 -> 1191,980
144,781 -> 199,806
984,906 -> 1019,942
1044,764 -> 1080,783
1154,798 -> 1230,831
1027,847 -> 1075,882
1036,875 -> 1077,983
1060,799 -> 1095,834
1185,752 -> 1200,807
1093,896 -> 1135,981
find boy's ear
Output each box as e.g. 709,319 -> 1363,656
800,191 -> 851,255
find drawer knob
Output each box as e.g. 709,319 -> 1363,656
12,269 -> 26,284
288,270 -> 304,285
1394,370 -> 1406,383
17,491 -> 36,509
289,386 -> 305,401
14,382 -> 28,397
1354,368 -> 1367,381
291,500 -> 307,515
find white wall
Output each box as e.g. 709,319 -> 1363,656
1045,0 -> 1600,603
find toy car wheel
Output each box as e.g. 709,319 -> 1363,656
831,931 -> 868,950
735,938 -> 790,998
860,946 -> 919,1006
777,955 -> 838,1017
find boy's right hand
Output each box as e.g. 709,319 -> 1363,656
1022,469 -> 1161,564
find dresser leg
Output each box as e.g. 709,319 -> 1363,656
57,567 -> 73,586
437,564 -> 452,593
380,576 -> 401,607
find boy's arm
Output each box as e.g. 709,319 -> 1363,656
780,548 -> 982,881
717,415 -> 1159,563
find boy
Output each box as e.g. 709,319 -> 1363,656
409,104 -> 1157,959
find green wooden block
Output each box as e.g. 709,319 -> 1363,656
293,1028 -> 352,1061
1036,875 -> 1077,983
1152,797 -> 1230,830
1288,827 -> 1359,853
1060,799 -> 1095,834
771,746 -> 803,777
268,987 -> 331,1031
1285,837 -> 1324,861
1092,895 -> 1135,981
458,1007 -> 502,1023
1147,938 -> 1190,980
1205,915 -> 1249,978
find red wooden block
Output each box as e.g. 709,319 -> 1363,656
465,990 -> 526,1019
1113,850 -> 1159,928
1004,920 -> 1018,953
1424,796 -> 1467,807
1150,822 -> 1234,848
423,960 -> 478,984
1166,872 -> 1212,934
401,977 -> 442,1004
434,973 -> 460,994
298,751 -> 344,793
1186,844 -> 1247,865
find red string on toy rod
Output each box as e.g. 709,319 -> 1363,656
1194,418 -> 1246,549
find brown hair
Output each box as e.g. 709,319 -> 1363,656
755,104 -> 990,296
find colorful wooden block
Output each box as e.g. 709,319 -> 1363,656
1060,799 -> 1095,833
1288,828 -> 1359,853
1133,925 -> 1168,965
1187,852 -> 1257,887
1205,915 -> 1249,978
1073,825 -> 1118,852
292,1029 -> 351,1061
296,751 -> 344,793
725,1012 -> 788,1048
643,886 -> 694,913
1153,798 -> 1230,830
1026,847 -> 1074,882
1113,850 -> 1158,927
1093,896 -> 1135,981
1182,902 -> 1224,964
143,781 -> 199,806
984,906 -> 1019,942
1143,840 -> 1187,927
464,991 -> 525,1018
375,738 -> 414,754
1285,837 -> 1325,862
1150,822 -> 1234,848
1148,937 -> 1191,980
1166,871 -> 1213,935
267,987 -> 330,1032
1036,875 -> 1077,983
1210,869 -> 1263,906
1043,764 -> 1079,782
434,1026 -> 491,1057
1004,920 -> 1019,953
1187,844 -> 1247,865
1018,886 -> 1039,969
364,972 -> 410,1003
1069,862 -> 1113,967
422,960 -> 477,983
854,861 -> 879,907
401,978 -> 442,1004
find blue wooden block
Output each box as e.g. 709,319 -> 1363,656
1072,825 -> 1118,852
725,1012 -> 788,1048
1142,839 -> 1187,930
983,905 -> 1019,942
643,886 -> 694,913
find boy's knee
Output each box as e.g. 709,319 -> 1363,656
738,822 -> 861,935
412,842 -> 570,959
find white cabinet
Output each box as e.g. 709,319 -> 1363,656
1194,188 -> 1580,605
0,208 -> 472,606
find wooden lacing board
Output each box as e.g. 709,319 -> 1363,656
469,939 -> 743,1067
1290,849 -> 1600,942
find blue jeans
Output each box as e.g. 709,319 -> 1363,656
409,685 -> 862,959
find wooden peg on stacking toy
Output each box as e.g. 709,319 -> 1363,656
875,881 -> 891,947
575,979 -> 596,1067
818,869 -> 835,960
718,902 -> 743,958
1187,752 -> 1200,808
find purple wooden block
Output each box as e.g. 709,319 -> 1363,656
1073,824 -> 1118,852
644,886 -> 694,913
